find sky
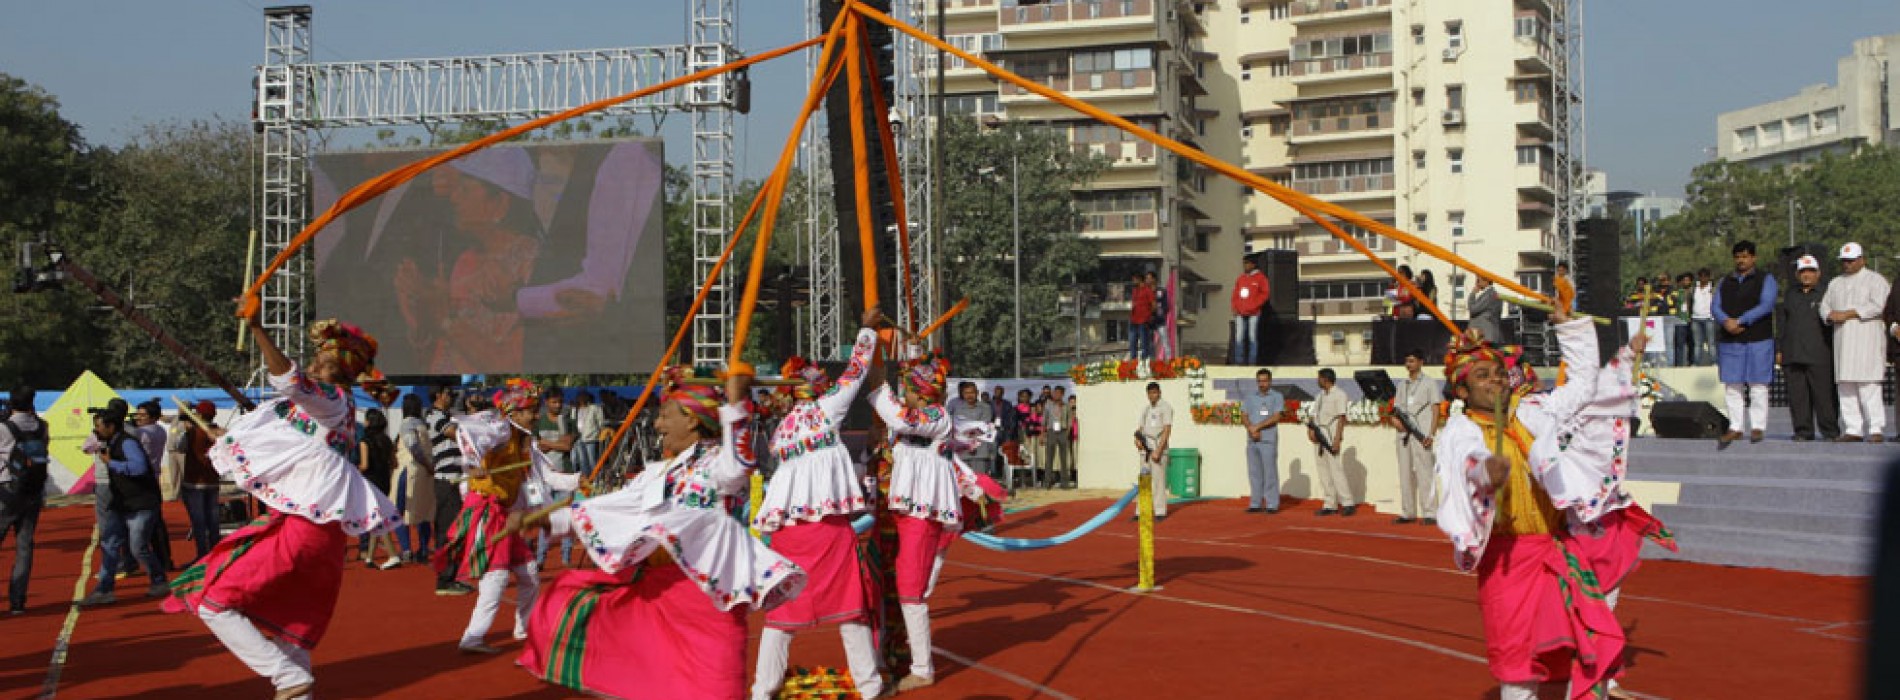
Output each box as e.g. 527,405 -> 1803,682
2,0 -> 1897,198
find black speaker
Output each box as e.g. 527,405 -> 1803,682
1648,401 -> 1730,439
1249,249 -> 1299,318
1257,318 -> 1317,366
1577,218 -> 1620,318
1353,369 -> 1396,403
821,0 -> 898,320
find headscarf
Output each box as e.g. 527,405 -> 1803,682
491,378 -> 543,414
1443,332 -> 1538,398
779,356 -> 831,403
901,354 -> 951,405
309,319 -> 379,384
662,366 -> 723,434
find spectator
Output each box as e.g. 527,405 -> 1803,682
1309,368 -> 1355,516
1553,261 -> 1576,314
1415,269 -> 1440,321
1240,369 -> 1286,514
1133,382 -> 1173,520
1129,272 -> 1155,360
571,391 -> 605,477
1671,272 -> 1697,367
1148,271 -> 1173,360
131,401 -> 175,572
1387,350 -> 1440,524
1042,386 -> 1074,489
535,390 -> 578,566
358,408 -> 403,569
427,386 -> 473,595
1777,255 -> 1840,441
1388,265 -> 1417,320
394,394 -> 437,560
1467,276 -> 1501,344
79,410 -> 168,606
1624,276 -> 1650,311
950,382 -> 997,478
0,386 -> 50,614
1713,240 -> 1778,445
175,400 -> 222,564
1016,389 -> 1043,484
1692,267 -> 1716,365
1231,257 -> 1270,364
1820,242 -> 1891,442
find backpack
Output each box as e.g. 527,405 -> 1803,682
3,418 -> 50,504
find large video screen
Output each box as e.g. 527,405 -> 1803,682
313,140 -> 665,375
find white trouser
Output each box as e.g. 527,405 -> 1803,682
751,623 -> 883,700
199,607 -> 314,694
461,564 -> 538,646
1316,450 -> 1352,509
1145,456 -> 1168,517
924,552 -> 946,599
1395,435 -> 1435,519
1838,381 -> 1885,438
1723,383 -> 1769,433
900,602 -> 934,680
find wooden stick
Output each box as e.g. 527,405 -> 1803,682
448,460 -> 532,483
678,377 -> 808,387
1497,292 -> 1613,326
915,298 -> 971,340
171,395 -> 215,434
1634,281 -> 1651,385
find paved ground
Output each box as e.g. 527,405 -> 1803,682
0,496 -> 1868,699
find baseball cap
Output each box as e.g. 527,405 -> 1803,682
1840,242 -> 1864,260
1796,255 -> 1820,271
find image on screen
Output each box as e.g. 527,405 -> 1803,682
313,139 -> 666,375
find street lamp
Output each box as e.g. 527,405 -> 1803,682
978,156 -> 1023,378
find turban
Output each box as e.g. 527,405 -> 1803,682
902,355 -> 950,404
662,366 -> 723,433
1443,333 -> 1538,398
779,356 -> 832,403
491,378 -> 543,414
309,319 -> 379,384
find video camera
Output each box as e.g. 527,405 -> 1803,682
13,241 -> 67,293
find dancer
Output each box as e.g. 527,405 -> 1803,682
869,349 -> 981,692
432,378 -> 581,654
751,309 -> 886,700
167,318 -> 403,700
1531,315 -> 1678,700
1433,308 -> 1626,700
507,369 -> 805,699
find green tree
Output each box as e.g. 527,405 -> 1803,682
937,116 -> 1103,377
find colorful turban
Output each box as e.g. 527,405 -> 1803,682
491,378 -> 543,414
779,356 -> 832,402
1443,332 -> 1538,398
662,366 -> 723,433
901,354 -> 951,404
309,319 -> 379,384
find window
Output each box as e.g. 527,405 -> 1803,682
1196,119 -> 1206,137
1516,146 -> 1541,165
1268,115 -> 1289,136
1514,80 -> 1541,103
1446,21 -> 1464,50
1241,63 -> 1252,81
1106,320 -> 1127,343
1411,24 -> 1425,45
1446,85 -> 1464,110
1815,108 -> 1840,134
1760,121 -> 1783,147
1734,126 -> 1758,152
1298,278 -> 1393,301
1272,232 -> 1295,249
1241,125 -> 1254,139
1241,7 -> 1250,23
1413,150 -> 1426,170
943,93 -> 1000,115
1448,149 -> 1464,174
1269,2 -> 1289,20
1412,88 -> 1425,107
1414,213 -> 1428,232
1270,60 -> 1290,77
1450,211 -> 1465,237
1787,114 -> 1810,141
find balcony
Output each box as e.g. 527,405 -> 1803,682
1514,37 -> 1555,74
1515,97 -> 1553,137
1288,112 -> 1395,145
1000,69 -> 1157,102
1514,227 -> 1562,258
944,0 -> 998,17
1516,161 -> 1557,196
1074,139 -> 1161,168
1291,174 -> 1395,201
1081,210 -> 1162,241
1290,53 -> 1394,85
1288,0 -> 1393,26
999,0 -> 1156,35
1296,233 -> 1399,257
1300,299 -> 1386,317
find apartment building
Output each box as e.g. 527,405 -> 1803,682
918,0 -> 1568,366
1208,0 -> 1570,364
1717,32 -> 1900,170
928,0 -> 1242,360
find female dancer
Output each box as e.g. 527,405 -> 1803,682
751,309 -> 885,700
433,379 -> 581,654
167,318 -> 403,700
506,369 -> 805,698
869,353 -> 981,692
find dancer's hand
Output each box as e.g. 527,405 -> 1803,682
1549,304 -> 1571,325
1482,455 -> 1510,487
862,307 -> 885,329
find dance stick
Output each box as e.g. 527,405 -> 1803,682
491,494 -> 576,548
1497,292 -> 1613,325
678,377 -> 808,388
914,298 -> 970,340
1634,281 -> 1652,385
447,460 -> 531,483
859,37 -> 917,330
171,396 -> 216,435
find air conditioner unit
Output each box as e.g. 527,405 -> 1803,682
1089,142 -> 1108,157
1441,109 -> 1464,125
1330,330 -> 1347,344
1442,47 -> 1462,61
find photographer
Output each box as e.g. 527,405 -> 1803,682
79,405 -> 169,606
0,387 -> 50,614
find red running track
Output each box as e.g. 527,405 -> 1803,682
0,497 -> 1867,699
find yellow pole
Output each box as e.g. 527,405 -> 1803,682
749,471 -> 765,538
237,228 -> 255,351
1134,471 -> 1156,592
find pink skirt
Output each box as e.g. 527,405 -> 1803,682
1476,534 -> 1626,697
894,514 -> 944,604
519,565 -> 748,699
765,516 -> 868,630
432,493 -> 531,583
1569,505 -> 1672,593
164,512 -> 347,649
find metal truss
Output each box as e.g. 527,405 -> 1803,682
1554,0 -> 1586,293
253,3 -> 738,370
802,0 -> 845,360
892,0 -> 936,338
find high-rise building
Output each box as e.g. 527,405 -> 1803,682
1717,32 -> 1900,169
914,0 -> 1574,365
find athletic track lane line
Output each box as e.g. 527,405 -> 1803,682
40,523 -> 101,700
932,646 -> 1079,700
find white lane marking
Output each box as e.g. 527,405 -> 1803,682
933,645 -> 1080,700
42,523 -> 102,699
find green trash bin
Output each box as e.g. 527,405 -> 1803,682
1166,448 -> 1201,499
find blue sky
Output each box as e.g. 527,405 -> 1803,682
2,1 -> 1896,197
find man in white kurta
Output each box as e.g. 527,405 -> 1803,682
1819,242 -> 1892,442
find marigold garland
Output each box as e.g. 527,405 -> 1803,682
778,665 -> 859,699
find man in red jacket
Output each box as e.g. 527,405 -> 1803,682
1231,257 -> 1270,364
1130,272 -> 1156,360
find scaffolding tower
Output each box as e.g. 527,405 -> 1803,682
251,3 -> 739,369
802,2 -> 846,360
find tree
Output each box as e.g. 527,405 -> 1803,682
937,116 -> 1104,377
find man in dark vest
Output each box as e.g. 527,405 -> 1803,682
78,407 -> 169,606
1712,240 -> 1778,444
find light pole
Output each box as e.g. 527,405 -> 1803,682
1011,153 -> 1022,379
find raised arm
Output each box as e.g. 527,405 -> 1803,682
1518,318 -> 1601,435
819,325 -> 881,421
870,386 -> 951,439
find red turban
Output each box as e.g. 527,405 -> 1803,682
491,378 -> 543,413
1443,333 -> 1538,398
662,366 -> 723,433
309,319 -> 379,383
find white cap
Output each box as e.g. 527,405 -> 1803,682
1840,242 -> 1864,260
1796,255 -> 1820,271
446,147 -> 536,201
